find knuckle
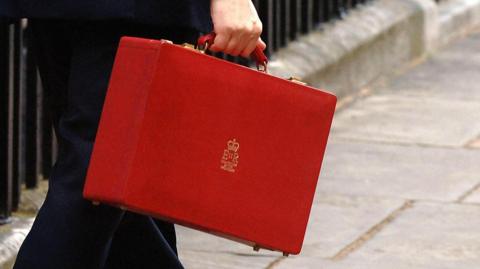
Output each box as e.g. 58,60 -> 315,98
253,24 -> 262,35
214,24 -> 225,32
252,19 -> 262,29
219,25 -> 234,34
234,25 -> 246,34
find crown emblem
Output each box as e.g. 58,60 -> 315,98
227,139 -> 240,152
221,138 -> 239,173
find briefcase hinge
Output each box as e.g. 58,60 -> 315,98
287,76 -> 307,86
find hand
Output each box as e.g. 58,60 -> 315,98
209,0 -> 266,58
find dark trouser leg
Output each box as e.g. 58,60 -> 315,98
104,212 -> 180,269
13,19 -> 126,269
13,20 -> 197,269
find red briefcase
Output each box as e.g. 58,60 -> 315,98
83,34 -> 336,255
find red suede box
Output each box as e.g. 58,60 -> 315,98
83,36 -> 336,255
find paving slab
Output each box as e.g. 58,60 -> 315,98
176,226 -> 277,257
463,189 -> 480,203
177,194 -> 404,260
0,217 -> 34,269
318,141 -> 480,201
467,137 -> 480,148
178,250 -> 277,269
273,256 -> 340,269
301,194 -> 404,258
331,93 -> 480,147
274,255 -> 463,269
346,202 -> 480,268
380,30 -> 480,101
331,31 -> 480,147
17,181 -> 48,215
382,60 -> 480,102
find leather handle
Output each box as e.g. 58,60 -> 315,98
197,32 -> 268,72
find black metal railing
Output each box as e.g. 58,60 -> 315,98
0,0 -> 373,223
253,0 -> 371,56
1,20 -> 55,224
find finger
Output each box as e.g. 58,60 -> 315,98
209,31 -> 231,52
258,38 -> 267,50
240,22 -> 263,57
224,25 -> 251,56
233,32 -> 252,56
226,31 -> 251,56
239,35 -> 259,58
240,35 -> 266,58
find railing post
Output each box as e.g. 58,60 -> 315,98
0,20 -> 14,224
257,0 -> 275,56
301,0 -> 314,33
323,0 -> 333,22
24,22 -> 39,188
279,0 -> 290,47
11,22 -> 22,211
289,0 -> 302,40
273,0 -> 282,51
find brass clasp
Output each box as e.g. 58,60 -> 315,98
182,43 -> 205,54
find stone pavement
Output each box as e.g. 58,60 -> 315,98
0,181 -> 47,269
177,29 -> 480,268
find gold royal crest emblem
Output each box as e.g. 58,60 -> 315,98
220,138 -> 239,172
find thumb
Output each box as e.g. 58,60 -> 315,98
257,38 -> 267,51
